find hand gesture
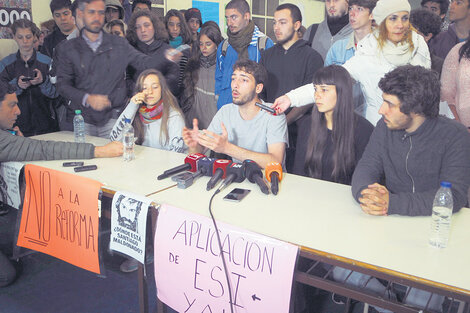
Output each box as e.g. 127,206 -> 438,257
87,94 -> 111,111
18,75 -> 31,89
13,126 -> 24,137
165,48 -> 182,63
30,69 -> 43,85
272,95 -> 292,114
197,123 -> 229,154
359,183 -> 390,216
182,118 -> 200,150
131,92 -> 145,105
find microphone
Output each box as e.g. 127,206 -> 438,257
157,153 -> 205,180
197,157 -> 216,176
217,163 -> 245,192
243,160 -> 269,195
207,159 -> 232,191
265,162 -> 283,195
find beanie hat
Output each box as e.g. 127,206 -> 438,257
185,8 -> 202,25
373,0 -> 411,25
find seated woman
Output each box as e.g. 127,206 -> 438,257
110,69 -> 186,153
180,21 -> 223,127
293,65 -> 374,184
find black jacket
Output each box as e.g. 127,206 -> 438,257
0,50 -> 58,136
127,40 -> 179,95
56,31 -> 173,126
40,27 -> 67,58
260,39 -> 323,103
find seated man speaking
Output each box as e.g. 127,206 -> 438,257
352,65 -> 470,216
183,60 -> 287,168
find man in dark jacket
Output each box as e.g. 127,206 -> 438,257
0,83 -> 123,287
56,0 -> 177,138
40,0 -> 76,58
352,65 -> 470,216
260,3 -> 323,172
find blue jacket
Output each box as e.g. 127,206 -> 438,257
215,26 -> 273,109
324,33 -> 356,66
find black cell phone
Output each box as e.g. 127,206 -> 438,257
63,161 -> 84,167
21,77 -> 34,82
223,188 -> 251,202
74,165 -> 97,172
255,102 -> 276,114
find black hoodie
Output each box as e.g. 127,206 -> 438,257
260,39 -> 323,103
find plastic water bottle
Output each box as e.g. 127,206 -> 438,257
73,110 -> 85,143
429,181 -> 453,248
122,118 -> 135,161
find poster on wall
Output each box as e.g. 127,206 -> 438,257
0,0 -> 32,38
192,1 -> 219,25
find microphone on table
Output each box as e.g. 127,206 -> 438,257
157,153 -> 205,180
197,157 -> 216,176
265,162 -> 283,195
217,163 -> 245,192
243,160 -> 269,195
207,159 -> 232,190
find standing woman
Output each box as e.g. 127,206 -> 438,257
126,10 -> 179,95
110,69 -> 186,153
275,0 -> 431,125
441,39 -> 470,130
164,9 -> 193,96
181,22 -> 223,128
293,65 -> 374,184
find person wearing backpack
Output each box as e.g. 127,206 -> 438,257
215,0 -> 274,110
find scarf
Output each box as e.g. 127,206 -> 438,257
169,36 -> 183,48
227,20 -> 255,60
327,14 -> 349,37
381,31 -> 418,66
200,51 -> 217,68
138,99 -> 164,124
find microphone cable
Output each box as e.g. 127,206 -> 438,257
208,189 -> 235,313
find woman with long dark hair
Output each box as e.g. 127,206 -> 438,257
110,69 -> 186,153
441,39 -> 470,130
293,65 -> 374,185
180,21 -> 223,127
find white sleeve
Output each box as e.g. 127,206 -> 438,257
109,100 -> 139,141
285,84 -> 316,107
166,112 -> 187,154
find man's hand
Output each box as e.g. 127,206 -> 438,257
30,69 -> 43,85
13,126 -> 23,137
87,94 -> 111,111
18,75 -> 31,89
182,118 -> 201,151
165,48 -> 182,63
94,141 -> 123,158
197,123 -> 229,154
359,183 -> 390,216
272,95 -> 292,114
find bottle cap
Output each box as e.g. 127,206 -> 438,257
75,110 -> 81,114
124,118 -> 131,124
440,181 -> 452,188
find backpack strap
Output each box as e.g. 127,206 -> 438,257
257,35 -> 268,52
308,24 -> 319,47
221,39 -> 229,57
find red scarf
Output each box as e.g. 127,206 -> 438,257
138,99 -> 164,124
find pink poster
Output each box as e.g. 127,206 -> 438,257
154,204 -> 299,313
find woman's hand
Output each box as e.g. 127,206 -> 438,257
131,92 -> 145,105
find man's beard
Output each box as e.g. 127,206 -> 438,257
233,90 -> 257,106
276,28 -> 295,46
84,21 -> 103,34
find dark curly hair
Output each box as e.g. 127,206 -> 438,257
378,65 -> 439,118
0,81 -> 16,103
410,8 -> 441,38
233,59 -> 268,86
420,0 -> 449,15
127,10 -> 169,46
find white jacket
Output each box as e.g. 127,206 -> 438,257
287,31 -> 431,125
110,100 -> 187,153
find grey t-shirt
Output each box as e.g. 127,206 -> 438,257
207,103 -> 288,163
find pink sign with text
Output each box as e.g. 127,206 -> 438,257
154,204 -> 298,313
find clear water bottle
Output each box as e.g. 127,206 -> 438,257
122,118 -> 135,161
73,110 -> 85,143
429,181 -> 453,248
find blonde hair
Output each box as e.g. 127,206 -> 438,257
132,69 -> 183,146
376,18 -> 415,51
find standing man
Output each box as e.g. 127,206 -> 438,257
40,0 -> 76,58
56,0 -> 177,138
184,60 -> 287,167
260,3 -> 323,171
303,0 -> 353,60
421,0 -> 450,31
215,0 -> 274,109
428,0 -> 470,59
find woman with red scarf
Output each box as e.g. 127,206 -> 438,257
110,69 -> 186,153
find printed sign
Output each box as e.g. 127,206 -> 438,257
17,164 -> 102,274
0,161 -> 23,209
110,191 -> 151,264
0,0 -> 32,38
154,204 -> 299,313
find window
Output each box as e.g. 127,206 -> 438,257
251,0 -> 279,39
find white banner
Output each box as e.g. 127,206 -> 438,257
0,161 -> 23,209
110,191 -> 151,264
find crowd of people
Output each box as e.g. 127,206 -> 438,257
1,0 -> 470,311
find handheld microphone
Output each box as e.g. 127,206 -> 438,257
243,160 -> 269,195
197,157 -> 216,176
206,159 -> 232,191
265,162 -> 283,195
217,163 -> 245,192
157,153 -> 205,180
